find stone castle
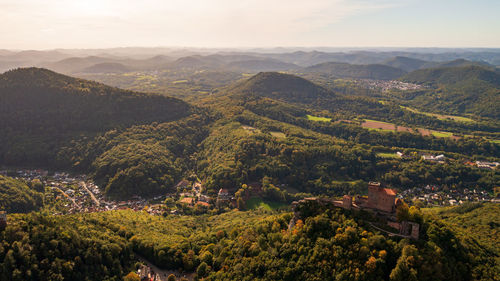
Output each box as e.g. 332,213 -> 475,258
291,182 -> 419,239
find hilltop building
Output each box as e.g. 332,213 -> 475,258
354,182 -> 398,213
290,182 -> 419,239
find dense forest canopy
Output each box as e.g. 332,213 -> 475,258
1,204 -> 498,280
400,65 -> 500,118
0,176 -> 43,213
0,68 -> 195,166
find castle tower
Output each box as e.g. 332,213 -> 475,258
342,195 -> 352,210
367,182 -> 396,213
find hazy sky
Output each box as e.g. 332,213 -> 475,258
1,0 -> 499,49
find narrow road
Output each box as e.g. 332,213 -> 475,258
53,187 -> 79,208
81,181 -> 100,206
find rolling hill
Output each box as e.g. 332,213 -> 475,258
0,67 -> 194,165
402,65 -> 500,87
42,55 -> 174,73
42,56 -> 114,73
80,62 -> 131,73
432,59 -> 493,69
382,56 -> 430,72
226,59 -> 298,72
168,55 -> 299,72
227,71 -> 334,102
304,62 -> 406,80
401,65 -> 500,118
0,175 -> 43,213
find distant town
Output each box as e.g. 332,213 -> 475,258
355,79 -> 425,92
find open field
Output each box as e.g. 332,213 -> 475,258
396,125 -> 414,133
246,197 -> 286,210
431,131 -> 454,138
270,131 -> 286,139
363,119 -> 460,139
376,152 -> 400,159
306,114 -> 332,122
361,119 -> 396,131
400,106 -> 475,123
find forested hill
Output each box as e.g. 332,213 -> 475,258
304,62 -> 406,80
400,65 -> 500,118
0,175 -> 43,213
381,56 -> 430,72
0,68 -> 195,165
227,72 -> 335,102
402,65 -> 500,87
0,68 -> 193,132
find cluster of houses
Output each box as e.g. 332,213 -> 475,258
6,169 -> 230,216
400,185 -> 495,206
465,161 -> 499,170
176,180 -> 213,210
8,169 -> 161,215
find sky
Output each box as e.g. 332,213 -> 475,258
1,0 -> 499,49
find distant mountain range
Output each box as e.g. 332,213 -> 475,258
1,48 -> 499,74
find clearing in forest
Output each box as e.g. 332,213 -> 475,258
306,115 -> 332,122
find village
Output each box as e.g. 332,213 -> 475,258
1,169 -> 164,215
400,184 -> 496,206
2,167 -> 497,218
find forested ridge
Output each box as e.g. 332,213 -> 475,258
59,114 -> 212,198
400,65 -> 500,118
0,176 -> 43,213
1,205 -> 498,280
0,68 -> 195,166
304,61 -> 407,80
